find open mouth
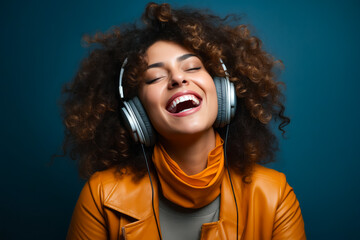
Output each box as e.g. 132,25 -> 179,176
166,94 -> 202,114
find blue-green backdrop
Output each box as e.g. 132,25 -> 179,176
1,0 -> 359,239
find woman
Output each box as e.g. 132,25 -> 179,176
63,2 -> 306,240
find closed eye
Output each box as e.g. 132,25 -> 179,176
145,76 -> 164,84
186,67 -> 201,72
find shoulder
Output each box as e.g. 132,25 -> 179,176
86,167 -> 150,203
87,167 -> 120,192
234,164 -> 291,203
88,167 -> 122,187
251,164 -> 287,186
86,167 -> 141,198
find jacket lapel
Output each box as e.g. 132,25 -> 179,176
103,172 -> 161,240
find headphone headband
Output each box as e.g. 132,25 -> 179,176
118,57 -> 128,99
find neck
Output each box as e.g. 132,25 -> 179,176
159,128 -> 216,175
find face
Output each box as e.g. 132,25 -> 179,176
138,41 -> 218,141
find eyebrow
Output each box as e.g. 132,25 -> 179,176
147,53 -> 197,69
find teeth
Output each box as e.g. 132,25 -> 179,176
178,108 -> 193,113
168,94 -> 200,113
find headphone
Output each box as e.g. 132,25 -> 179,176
118,58 -> 237,146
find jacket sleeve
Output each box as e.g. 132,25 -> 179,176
272,174 -> 306,240
66,172 -> 108,240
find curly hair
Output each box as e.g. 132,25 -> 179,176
61,2 -> 290,180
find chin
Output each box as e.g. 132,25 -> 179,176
159,122 -> 215,139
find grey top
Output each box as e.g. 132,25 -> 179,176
158,194 -> 220,240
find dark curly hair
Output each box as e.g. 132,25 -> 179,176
61,2 -> 289,180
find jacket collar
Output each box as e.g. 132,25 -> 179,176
103,171 -> 160,220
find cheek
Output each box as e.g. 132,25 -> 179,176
139,87 -> 162,121
210,87 -> 219,115
203,77 -> 218,101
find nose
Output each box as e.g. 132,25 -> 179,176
168,70 -> 189,89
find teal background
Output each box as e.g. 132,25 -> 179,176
1,0 -> 359,239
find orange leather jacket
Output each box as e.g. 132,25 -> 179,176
67,164 -> 306,240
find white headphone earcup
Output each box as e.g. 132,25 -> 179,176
120,97 -> 156,146
214,76 -> 237,128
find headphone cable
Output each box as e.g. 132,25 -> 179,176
224,124 -> 239,239
141,143 -> 163,240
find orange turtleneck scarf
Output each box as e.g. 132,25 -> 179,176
152,132 -> 225,209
